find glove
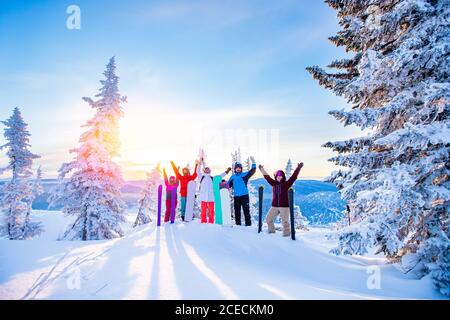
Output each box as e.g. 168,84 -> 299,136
250,156 -> 256,164
298,162 -> 304,169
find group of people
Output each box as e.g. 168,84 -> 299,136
161,157 -> 304,236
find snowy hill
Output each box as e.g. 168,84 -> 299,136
0,210 -> 444,300
9,179 -> 346,226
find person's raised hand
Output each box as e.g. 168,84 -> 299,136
298,162 -> 304,169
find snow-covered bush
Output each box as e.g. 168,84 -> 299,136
285,159 -> 309,230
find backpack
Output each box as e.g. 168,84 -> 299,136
200,175 -> 213,184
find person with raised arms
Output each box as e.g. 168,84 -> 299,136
258,162 -> 304,237
196,158 -> 231,224
228,156 -> 256,226
170,160 -> 198,221
162,168 -> 179,223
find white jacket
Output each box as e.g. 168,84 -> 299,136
197,164 -> 227,202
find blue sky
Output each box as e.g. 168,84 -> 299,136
0,0 -> 362,180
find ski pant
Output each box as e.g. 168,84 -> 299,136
201,201 -> 215,224
234,195 -> 251,226
164,198 -> 178,222
266,206 -> 290,236
180,197 -> 187,217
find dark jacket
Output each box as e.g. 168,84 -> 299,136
263,166 -> 301,208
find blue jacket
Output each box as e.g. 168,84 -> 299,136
228,164 -> 256,197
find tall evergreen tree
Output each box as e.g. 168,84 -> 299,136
307,0 -> 449,295
0,107 -> 42,239
51,57 -> 127,241
134,164 -> 162,227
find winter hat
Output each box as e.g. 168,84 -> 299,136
274,170 -> 286,182
234,162 -> 243,171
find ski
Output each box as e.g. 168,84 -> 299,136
157,184 -> 162,227
258,185 -> 263,233
220,181 -> 232,226
212,175 -> 223,225
170,188 -> 176,224
184,180 -> 196,222
288,188 -> 296,240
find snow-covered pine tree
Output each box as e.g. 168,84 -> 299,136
245,157 -> 258,225
231,148 -> 242,171
285,159 -> 293,179
0,107 -> 42,239
198,148 -> 207,166
293,205 -> 309,231
193,193 -> 201,219
307,0 -> 449,295
33,166 -> 44,198
285,159 -> 308,230
134,164 -> 162,227
22,166 -> 45,236
51,57 -> 127,241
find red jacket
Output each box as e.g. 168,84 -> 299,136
263,166 -> 301,208
171,162 -> 198,197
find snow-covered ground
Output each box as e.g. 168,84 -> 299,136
0,210 -> 444,300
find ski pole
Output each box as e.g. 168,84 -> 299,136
258,185 -> 263,233
288,188 -> 296,240
157,185 -> 162,227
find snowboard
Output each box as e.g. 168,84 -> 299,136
185,180 -> 196,222
220,184 -> 232,227
288,188 -> 296,240
258,185 -> 264,233
157,184 -> 163,227
212,175 -> 223,225
170,188 -> 177,224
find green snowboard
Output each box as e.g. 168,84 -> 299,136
213,175 -> 223,225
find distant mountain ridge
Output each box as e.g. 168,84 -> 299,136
249,178 -> 345,225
